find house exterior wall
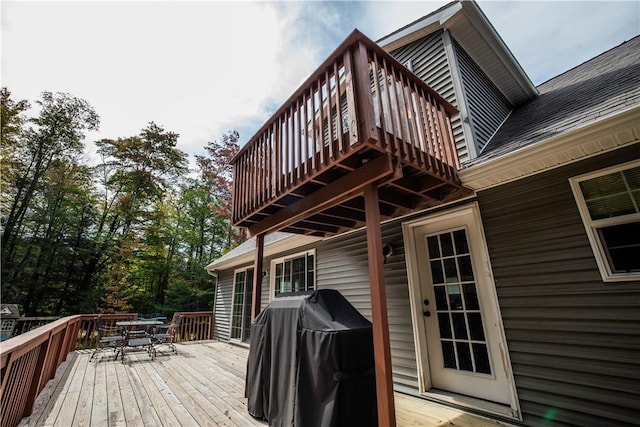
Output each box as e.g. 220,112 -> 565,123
389,30 -> 514,163
389,31 -> 470,162
316,223 -> 419,393
476,144 -> 640,427
453,40 -> 512,155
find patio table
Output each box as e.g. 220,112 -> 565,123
116,320 -> 163,363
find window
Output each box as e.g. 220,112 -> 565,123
270,250 -> 315,299
570,161 -> 640,281
427,228 -> 492,375
231,268 -> 253,342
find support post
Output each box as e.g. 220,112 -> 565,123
251,233 -> 265,321
363,183 -> 396,426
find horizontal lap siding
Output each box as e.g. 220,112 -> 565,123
213,270 -> 234,342
477,146 -> 640,427
454,41 -> 511,154
390,31 -> 470,163
316,223 -> 419,394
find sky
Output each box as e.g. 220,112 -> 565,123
2,0 -> 639,170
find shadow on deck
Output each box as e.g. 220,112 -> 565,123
21,342 -> 507,426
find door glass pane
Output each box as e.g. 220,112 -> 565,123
231,271 -> 246,340
447,285 -> 463,310
459,256 -> 473,282
456,342 -> 473,371
426,229 -> 492,375
453,229 -> 469,254
462,284 -> 479,310
452,313 -> 467,339
444,258 -> 458,283
427,236 -> 440,258
440,233 -> 454,257
438,313 -> 452,339
442,341 -> 456,369
472,343 -> 491,374
242,269 -> 254,342
467,313 -> 485,341
431,260 -> 444,284
434,286 -> 448,310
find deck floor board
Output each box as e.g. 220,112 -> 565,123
20,342 -> 507,427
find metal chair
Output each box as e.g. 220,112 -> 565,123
150,315 -> 182,355
90,317 -> 125,362
120,328 -> 155,364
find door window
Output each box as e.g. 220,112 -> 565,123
427,229 -> 491,375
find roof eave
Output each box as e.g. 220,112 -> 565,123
378,0 -> 538,105
458,105 -> 640,191
205,234 -> 323,272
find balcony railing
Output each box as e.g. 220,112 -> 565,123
232,30 -> 462,235
0,312 -> 214,427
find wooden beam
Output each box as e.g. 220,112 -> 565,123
363,184 -> 397,427
247,154 -> 394,237
251,233 -> 265,321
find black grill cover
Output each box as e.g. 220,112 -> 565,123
246,289 -> 377,427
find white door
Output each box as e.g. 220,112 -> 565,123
405,204 -> 515,407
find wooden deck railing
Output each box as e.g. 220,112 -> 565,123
0,311 -> 215,427
232,29 -> 459,226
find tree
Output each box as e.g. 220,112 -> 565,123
93,122 -> 188,312
1,91 -> 99,264
195,130 -> 244,251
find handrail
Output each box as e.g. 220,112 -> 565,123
231,29 -> 459,226
0,315 -> 81,427
171,311 -> 214,342
0,311 -> 214,427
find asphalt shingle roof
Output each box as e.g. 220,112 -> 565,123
465,36 -> 640,167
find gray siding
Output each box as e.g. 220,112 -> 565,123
213,269 -> 235,342
212,224 -> 419,394
316,224 -> 418,393
389,31 -> 470,163
477,145 -> 640,427
454,41 -> 512,154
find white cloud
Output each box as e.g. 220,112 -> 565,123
2,0 -> 638,168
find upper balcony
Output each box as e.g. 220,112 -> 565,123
232,30 -> 470,237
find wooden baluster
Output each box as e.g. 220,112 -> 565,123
400,73 -> 417,163
334,61 -> 346,155
406,80 -> 421,166
326,68 -> 335,161
343,50 -> 358,147
381,58 -> 399,156
275,117 -> 282,193
296,98 -> 303,181
318,77 -> 326,167
389,64 -> 406,160
416,90 -> 435,173
371,53 -> 387,151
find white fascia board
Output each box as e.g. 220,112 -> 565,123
377,2 -> 462,52
448,1 -> 538,101
205,234 -> 322,273
458,105 -> 640,191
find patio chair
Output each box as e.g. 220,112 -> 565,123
150,315 -> 182,355
89,317 -> 125,362
121,328 -> 155,364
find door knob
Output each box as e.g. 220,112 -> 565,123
423,310 -> 431,317
423,299 -> 429,306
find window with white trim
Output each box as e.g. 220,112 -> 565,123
270,250 -> 315,299
570,161 -> 640,281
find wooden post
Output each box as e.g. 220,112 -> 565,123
251,233 -> 265,321
364,183 -> 397,426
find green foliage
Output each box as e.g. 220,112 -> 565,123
1,88 -> 244,316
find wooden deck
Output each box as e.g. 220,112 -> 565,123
20,341 -> 508,426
